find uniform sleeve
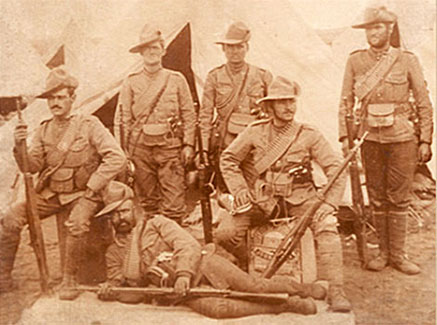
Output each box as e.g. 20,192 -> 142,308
199,71 -> 217,150
149,216 -> 202,278
86,117 -> 127,193
309,129 -> 346,208
176,74 -> 196,147
13,125 -> 46,174
338,57 -> 355,142
114,78 -> 134,147
220,126 -> 254,196
407,53 -> 434,144
105,244 -> 124,287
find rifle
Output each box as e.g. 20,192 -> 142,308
343,97 -> 369,267
262,132 -> 369,279
76,285 -> 289,304
118,104 -> 135,188
194,102 -> 214,243
15,98 -> 50,293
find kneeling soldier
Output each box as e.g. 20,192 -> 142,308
95,182 -> 326,318
218,76 -> 352,312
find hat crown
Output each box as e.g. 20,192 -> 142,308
38,67 -> 78,98
139,24 -> 162,43
225,21 -> 250,42
268,76 -> 300,99
353,6 -> 397,28
102,181 -> 134,207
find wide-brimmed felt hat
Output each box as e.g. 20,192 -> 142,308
37,67 -> 78,99
95,181 -> 134,218
215,21 -> 251,45
129,24 -> 163,53
256,76 -> 301,105
352,6 -> 397,29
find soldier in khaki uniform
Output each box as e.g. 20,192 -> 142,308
115,24 -> 196,223
219,76 -> 352,312
95,181 -> 325,317
338,7 -> 433,275
0,68 -> 127,299
199,21 -> 272,191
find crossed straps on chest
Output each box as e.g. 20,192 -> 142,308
353,47 -> 401,101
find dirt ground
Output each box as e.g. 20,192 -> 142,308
0,209 -> 435,325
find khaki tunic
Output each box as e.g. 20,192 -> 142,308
339,47 -> 433,144
199,63 -> 272,149
115,67 -> 196,148
14,114 -> 126,204
220,119 -> 346,209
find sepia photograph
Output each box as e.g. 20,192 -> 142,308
0,0 -> 435,324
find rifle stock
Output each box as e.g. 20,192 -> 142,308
77,285 -> 289,304
16,98 -> 50,293
344,97 -> 369,267
262,132 -> 368,279
195,103 -> 213,243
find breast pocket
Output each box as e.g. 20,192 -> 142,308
384,70 -> 408,99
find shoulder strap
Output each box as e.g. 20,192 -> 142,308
254,122 -> 303,175
354,47 -> 401,101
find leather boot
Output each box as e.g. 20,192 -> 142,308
316,232 -> 351,312
388,211 -> 420,275
285,296 -> 317,315
367,210 -> 389,271
59,235 -> 85,300
328,285 -> 352,313
0,229 -> 20,294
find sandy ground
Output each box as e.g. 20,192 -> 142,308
0,209 -> 435,325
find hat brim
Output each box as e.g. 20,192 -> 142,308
95,199 -> 125,218
36,84 -> 68,99
256,95 -> 297,105
352,19 -> 395,29
129,36 -> 162,53
215,39 -> 247,45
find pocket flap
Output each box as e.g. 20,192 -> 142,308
51,168 -> 74,181
142,123 -> 169,136
367,103 -> 395,117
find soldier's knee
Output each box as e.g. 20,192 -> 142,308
66,198 -> 100,236
313,214 -> 338,236
0,202 -> 28,234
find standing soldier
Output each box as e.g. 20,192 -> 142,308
114,24 -> 196,224
219,76 -> 352,312
338,7 -> 433,275
0,67 -> 127,298
199,21 -> 272,192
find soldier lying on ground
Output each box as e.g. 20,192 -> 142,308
91,181 -> 327,318
217,76 -> 352,312
0,68 -> 127,299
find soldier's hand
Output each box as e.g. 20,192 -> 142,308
195,150 -> 210,169
341,138 -> 349,157
97,282 -> 114,301
181,145 -> 195,167
235,188 -> 251,209
418,143 -> 432,164
313,202 -> 335,223
14,122 -> 28,145
174,275 -> 191,296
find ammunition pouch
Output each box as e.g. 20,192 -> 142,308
141,123 -> 182,147
367,103 -> 395,128
49,168 -> 75,193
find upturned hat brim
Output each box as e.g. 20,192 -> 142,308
256,94 -> 297,105
129,35 -> 162,53
352,20 -> 394,29
37,84 -> 67,99
95,199 -> 125,218
215,39 -> 248,45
